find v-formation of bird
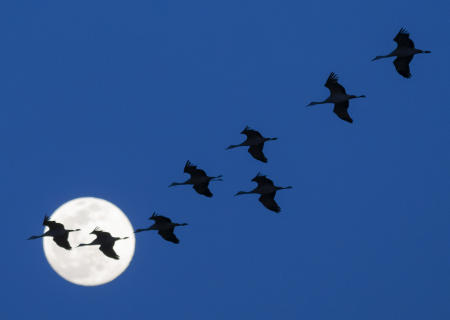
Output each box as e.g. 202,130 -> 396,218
28,28 -> 430,260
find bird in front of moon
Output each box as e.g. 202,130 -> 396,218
78,227 -> 129,260
135,212 -> 188,244
30,197 -> 135,286
28,215 -> 80,250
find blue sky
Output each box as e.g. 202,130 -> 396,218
1,0 -> 450,319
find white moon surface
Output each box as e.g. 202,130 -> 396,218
43,197 -> 135,286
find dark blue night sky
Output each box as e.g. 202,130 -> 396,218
2,1 -> 450,319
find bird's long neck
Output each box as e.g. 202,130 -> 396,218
372,53 -> 394,61
307,100 -> 328,106
78,239 -> 98,247
265,137 -> 278,142
78,243 -> 93,247
169,181 -> 189,187
135,227 -> 152,233
27,234 -> 45,240
417,49 -> 431,54
226,143 -> 243,150
235,190 -> 254,196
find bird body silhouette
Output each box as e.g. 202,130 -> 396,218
307,72 -> 365,123
169,161 -> 222,197
28,216 -> 80,250
135,212 -> 187,244
235,173 -> 292,213
77,228 -> 129,260
226,126 -> 277,163
372,28 -> 431,78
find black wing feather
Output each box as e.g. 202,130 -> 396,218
393,56 -> 413,78
193,183 -> 213,197
394,28 -> 415,48
242,126 -> 263,139
325,72 -> 347,95
248,144 -> 267,163
333,101 -> 353,123
53,235 -> 72,250
99,244 -> 120,260
158,229 -> 179,243
150,214 -> 172,224
259,192 -> 280,213
252,174 -> 274,187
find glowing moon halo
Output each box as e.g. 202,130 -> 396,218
42,197 -> 135,286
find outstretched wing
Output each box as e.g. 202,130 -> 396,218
92,228 -> 114,242
241,126 -> 263,139
333,101 -> 353,123
99,243 -> 120,260
325,72 -> 346,95
259,192 -> 280,213
150,213 -> 172,224
43,216 -> 64,231
248,144 -> 267,163
184,160 -> 207,178
393,56 -> 413,78
53,235 -> 71,250
394,28 -> 414,48
193,183 -> 213,197
158,228 -> 179,244
252,174 -> 274,188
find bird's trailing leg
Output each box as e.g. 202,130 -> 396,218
169,181 -> 187,187
210,175 -> 223,182
135,227 -> 151,233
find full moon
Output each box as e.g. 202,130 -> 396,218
43,197 -> 135,286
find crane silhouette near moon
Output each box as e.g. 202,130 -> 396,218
39,198 -> 135,287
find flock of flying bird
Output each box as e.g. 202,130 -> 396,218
28,28 -> 430,260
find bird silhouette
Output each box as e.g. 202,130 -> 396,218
226,126 -> 277,163
77,227 -> 129,260
135,212 -> 188,244
372,28 -> 431,78
307,72 -> 366,123
28,216 -> 80,250
169,160 -> 222,197
235,173 -> 292,213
